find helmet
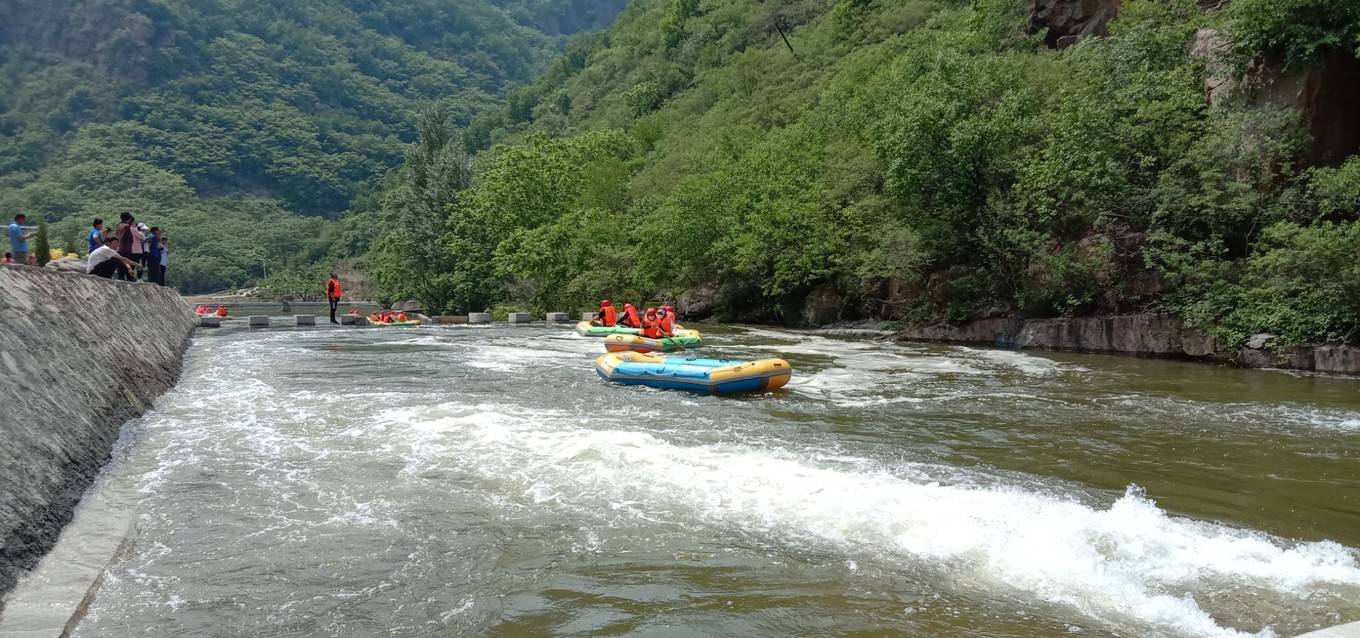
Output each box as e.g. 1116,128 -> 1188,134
601,299 -> 612,306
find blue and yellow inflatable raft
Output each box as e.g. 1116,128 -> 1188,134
594,352 -> 791,395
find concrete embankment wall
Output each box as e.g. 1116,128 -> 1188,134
0,266 -> 195,601
895,314 -> 1360,375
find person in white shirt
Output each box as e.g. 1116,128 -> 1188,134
87,236 -> 142,279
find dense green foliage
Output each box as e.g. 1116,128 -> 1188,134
1224,0 -> 1360,68
0,0 -> 624,292
367,0 -> 1360,346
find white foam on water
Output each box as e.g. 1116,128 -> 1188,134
380,402 -> 1360,638
953,346 -> 1084,376
1099,395 -> 1360,434
462,343 -> 584,372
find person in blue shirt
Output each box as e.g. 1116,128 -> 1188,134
8,214 -> 34,265
87,218 -> 104,254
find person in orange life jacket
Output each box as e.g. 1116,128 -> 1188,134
619,303 -> 642,328
656,307 -> 676,337
641,308 -> 664,339
592,299 -> 618,327
325,274 -> 343,324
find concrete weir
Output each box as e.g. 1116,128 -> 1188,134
1296,621 -> 1360,638
0,266 -> 196,619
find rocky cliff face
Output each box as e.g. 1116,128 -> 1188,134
1028,0 -> 1121,48
0,266 -> 195,602
0,0 -> 158,82
896,315 -> 1215,357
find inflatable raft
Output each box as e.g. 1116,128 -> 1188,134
604,333 -> 703,354
369,314 -> 421,327
575,321 -> 699,338
594,352 -> 791,395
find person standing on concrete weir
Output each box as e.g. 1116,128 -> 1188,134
133,222 -> 149,280
157,233 -> 169,286
325,273 -> 344,324
114,214 -> 135,280
8,213 -> 34,266
146,227 -> 163,285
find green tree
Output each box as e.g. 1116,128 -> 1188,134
369,106 -> 473,312
33,218 -> 51,266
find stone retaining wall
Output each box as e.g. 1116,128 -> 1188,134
895,314 -> 1360,375
0,266 -> 196,603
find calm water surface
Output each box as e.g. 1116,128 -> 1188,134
71,325 -> 1360,637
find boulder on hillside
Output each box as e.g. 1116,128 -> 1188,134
1029,0 -> 1121,49
1192,26 -> 1360,168
1255,50 -> 1360,167
801,284 -> 842,326
677,283 -> 719,320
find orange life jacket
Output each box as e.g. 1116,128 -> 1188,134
215,306 -> 227,317
641,311 -> 662,339
659,313 -> 675,337
620,305 -> 640,328
326,278 -> 343,298
601,305 -> 617,326
397,312 -> 407,322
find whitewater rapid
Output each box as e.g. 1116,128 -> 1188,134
67,325 -> 1360,637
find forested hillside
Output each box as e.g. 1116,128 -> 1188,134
0,0 -> 625,292
370,0 -> 1360,347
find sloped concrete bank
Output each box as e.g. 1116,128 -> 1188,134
0,266 -> 195,606
895,314 -> 1360,375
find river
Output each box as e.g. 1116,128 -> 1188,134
68,325 -> 1360,637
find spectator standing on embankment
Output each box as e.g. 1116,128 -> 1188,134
88,218 -> 104,253
114,213 -> 134,279
157,233 -> 169,286
146,227 -> 163,285
86,236 -> 142,279
325,273 -> 343,324
132,223 -> 148,280
8,214 -> 34,265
